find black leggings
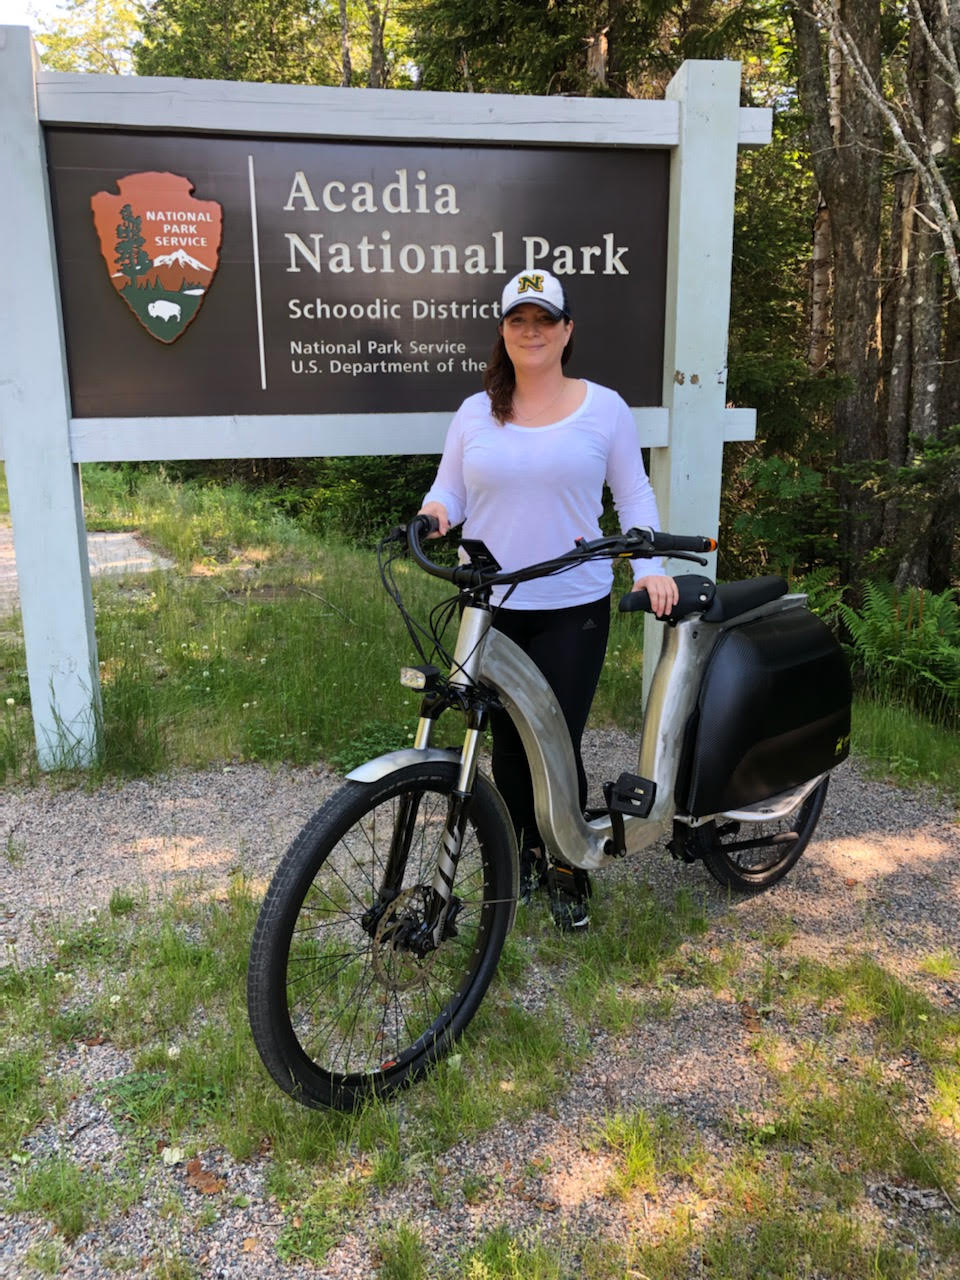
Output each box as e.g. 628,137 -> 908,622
489,594 -> 610,852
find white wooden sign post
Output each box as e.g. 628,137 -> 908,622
0,24 -> 770,767
1,27 -> 101,767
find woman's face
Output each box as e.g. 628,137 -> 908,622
500,303 -> 573,374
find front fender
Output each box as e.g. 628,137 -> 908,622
345,746 -> 459,783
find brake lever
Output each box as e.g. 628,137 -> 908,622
619,540 -> 707,567
669,550 -> 709,567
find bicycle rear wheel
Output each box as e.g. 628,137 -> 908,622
247,761 -> 516,1110
698,776 -> 829,893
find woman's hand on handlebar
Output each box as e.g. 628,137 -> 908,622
632,573 -> 679,618
417,502 -> 450,538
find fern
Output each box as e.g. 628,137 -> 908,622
840,582 -> 960,723
787,566 -> 846,630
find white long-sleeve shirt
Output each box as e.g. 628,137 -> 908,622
422,380 -> 664,609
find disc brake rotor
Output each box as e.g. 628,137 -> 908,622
372,887 -> 441,991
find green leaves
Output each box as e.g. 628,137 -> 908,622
840,580 -> 960,723
34,0 -> 140,75
133,0 -> 413,88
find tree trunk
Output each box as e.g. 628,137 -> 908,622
366,2 -> 388,89
894,0 -> 956,587
807,24 -> 841,372
807,196 -> 832,370
906,3 -> 952,451
792,0 -> 885,577
585,26 -> 609,90
339,0 -> 351,86
940,292 -> 960,429
605,0 -> 625,94
885,169 -> 918,475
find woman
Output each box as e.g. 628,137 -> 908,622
420,269 -> 678,932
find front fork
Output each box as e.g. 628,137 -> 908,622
379,705 -> 487,957
379,603 -> 497,955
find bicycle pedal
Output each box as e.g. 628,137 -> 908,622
603,772 -> 657,819
546,862 -> 591,897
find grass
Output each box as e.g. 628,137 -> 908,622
457,1205 -> 931,1279
853,694 -> 960,803
460,1228 -> 570,1278
88,551 -> 451,776
2,868 -> 958,1275
79,464 -> 315,570
0,464 -> 958,1273
7,1154 -> 142,1241
376,1221 -> 430,1280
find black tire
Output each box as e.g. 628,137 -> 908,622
247,761 -> 515,1111
698,776 -> 829,893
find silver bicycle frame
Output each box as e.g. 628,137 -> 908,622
349,593 -> 822,874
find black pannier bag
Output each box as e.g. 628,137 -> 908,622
677,607 -> 852,818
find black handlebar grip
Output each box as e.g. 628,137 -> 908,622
619,587 -> 650,613
619,574 -> 716,619
650,531 -> 717,554
413,513 -> 440,536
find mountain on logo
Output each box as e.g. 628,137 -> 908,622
140,249 -> 215,292
154,248 -> 211,272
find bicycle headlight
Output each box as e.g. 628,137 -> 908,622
400,664 -> 441,691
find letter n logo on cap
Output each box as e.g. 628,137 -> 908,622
90,172 -> 223,345
517,274 -> 545,295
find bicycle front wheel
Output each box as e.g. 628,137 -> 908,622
247,760 -> 516,1110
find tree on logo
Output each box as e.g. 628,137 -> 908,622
114,203 -> 151,282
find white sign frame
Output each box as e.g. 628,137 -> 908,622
0,25 -> 770,766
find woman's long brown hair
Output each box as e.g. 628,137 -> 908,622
482,325 -> 575,425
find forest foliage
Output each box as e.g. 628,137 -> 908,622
28,0 -> 960,598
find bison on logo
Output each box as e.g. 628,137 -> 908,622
90,172 -> 222,344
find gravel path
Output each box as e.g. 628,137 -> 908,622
1,740 -> 958,1277
0,527 -> 172,617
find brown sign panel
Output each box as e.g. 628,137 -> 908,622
46,130 -> 669,418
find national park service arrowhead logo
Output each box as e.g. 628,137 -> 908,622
90,172 -> 222,344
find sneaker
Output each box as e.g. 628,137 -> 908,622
518,846 -> 547,905
547,863 -> 591,932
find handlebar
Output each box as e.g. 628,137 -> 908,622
637,528 -> 717,555
401,516 -> 714,592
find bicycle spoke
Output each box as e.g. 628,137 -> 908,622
286,949 -> 360,983
303,948 -> 378,1071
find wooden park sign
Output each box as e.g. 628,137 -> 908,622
0,25 -> 769,766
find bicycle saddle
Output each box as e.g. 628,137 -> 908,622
703,575 -> 788,621
618,573 -> 788,623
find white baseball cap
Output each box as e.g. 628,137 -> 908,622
500,269 -> 570,320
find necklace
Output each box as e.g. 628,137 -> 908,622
511,382 -> 568,422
